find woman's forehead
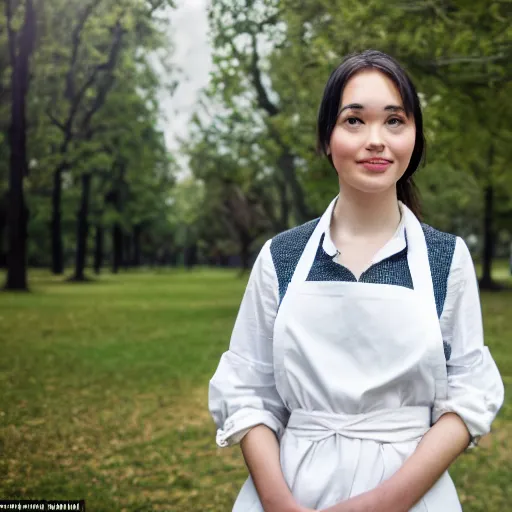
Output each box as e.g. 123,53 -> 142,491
341,70 -> 404,109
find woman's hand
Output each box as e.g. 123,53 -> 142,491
266,505 -> 316,512
264,506 -> 316,512
319,489 -> 384,512
275,506 -> 317,512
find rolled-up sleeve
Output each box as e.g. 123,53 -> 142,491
209,240 -> 289,447
432,237 -> 505,447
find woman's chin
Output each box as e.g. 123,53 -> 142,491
341,175 -> 398,196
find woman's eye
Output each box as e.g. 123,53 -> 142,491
345,117 -> 362,126
387,117 -> 405,126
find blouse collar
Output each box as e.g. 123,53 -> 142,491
321,201 -> 407,265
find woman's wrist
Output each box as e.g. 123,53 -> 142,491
371,482 -> 410,512
262,496 -> 301,512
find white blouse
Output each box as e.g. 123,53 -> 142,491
209,219 -> 504,448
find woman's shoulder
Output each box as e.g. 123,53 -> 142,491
420,222 -> 467,268
420,222 -> 458,249
420,222 -> 475,300
266,218 -> 321,290
271,217 -> 321,245
269,217 -> 321,258
420,222 -> 471,265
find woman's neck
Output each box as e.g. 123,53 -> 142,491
331,184 -> 401,240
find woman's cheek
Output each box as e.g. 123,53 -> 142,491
392,130 -> 416,159
329,129 -> 360,159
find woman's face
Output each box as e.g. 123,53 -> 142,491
328,69 -> 416,195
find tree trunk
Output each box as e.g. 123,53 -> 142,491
276,176 -> 289,230
0,193 -> 7,267
122,232 -> 132,269
278,149 -> 309,224
480,184 -> 497,290
247,35 -> 309,227
112,223 -> 123,273
5,146 -> 28,290
184,243 -> 197,269
51,167 -> 64,274
94,223 -> 104,275
4,0 -> 36,291
239,231 -> 252,273
133,224 -> 142,267
109,161 -> 126,274
71,173 -> 91,281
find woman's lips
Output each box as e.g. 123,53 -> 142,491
357,160 -> 392,172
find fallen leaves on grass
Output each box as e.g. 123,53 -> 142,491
1,385 -> 245,510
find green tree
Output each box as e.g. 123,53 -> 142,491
66,4 -> 175,280
36,0 -> 175,275
3,0 -> 38,290
184,110 -> 276,270
208,0 -> 311,226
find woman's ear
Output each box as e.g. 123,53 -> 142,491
326,145 -> 331,156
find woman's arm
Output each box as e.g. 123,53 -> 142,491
210,240 -> 289,447
376,412 -> 470,510
241,425 -> 313,512
321,412 -> 470,512
210,242 -> 312,512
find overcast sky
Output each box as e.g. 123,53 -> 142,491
160,0 -> 212,154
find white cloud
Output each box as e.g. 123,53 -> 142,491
159,0 -> 213,153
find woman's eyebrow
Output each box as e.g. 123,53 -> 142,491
385,105 -> 406,113
339,103 -> 364,113
338,103 -> 406,114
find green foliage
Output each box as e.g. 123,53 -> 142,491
0,0 -> 179,269
2,0 -> 511,269
190,0 -> 512,261
182,103 -> 287,263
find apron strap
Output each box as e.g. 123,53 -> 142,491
290,195 -> 338,284
403,204 -> 448,400
402,204 -> 435,301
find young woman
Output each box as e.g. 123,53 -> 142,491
208,50 -> 505,512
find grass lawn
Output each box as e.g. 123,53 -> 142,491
0,261 -> 511,511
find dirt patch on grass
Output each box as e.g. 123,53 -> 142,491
1,386 -> 245,510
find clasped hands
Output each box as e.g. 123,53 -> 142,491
275,487 -> 401,512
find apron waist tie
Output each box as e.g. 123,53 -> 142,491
286,406 -> 431,444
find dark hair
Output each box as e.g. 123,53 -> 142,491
317,49 -> 425,218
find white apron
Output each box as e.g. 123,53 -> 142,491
233,197 -> 462,511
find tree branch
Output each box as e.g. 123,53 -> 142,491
47,0 -> 103,148
66,0 -> 103,101
5,0 -> 17,70
80,20 -> 124,136
46,108 -> 67,132
257,10 -> 283,30
67,18 -> 123,132
54,11 -> 125,154
249,33 -> 279,116
226,27 -> 280,117
147,0 -> 173,17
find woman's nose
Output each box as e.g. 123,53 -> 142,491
365,126 -> 385,151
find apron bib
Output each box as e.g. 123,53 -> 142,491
233,197 -> 461,511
